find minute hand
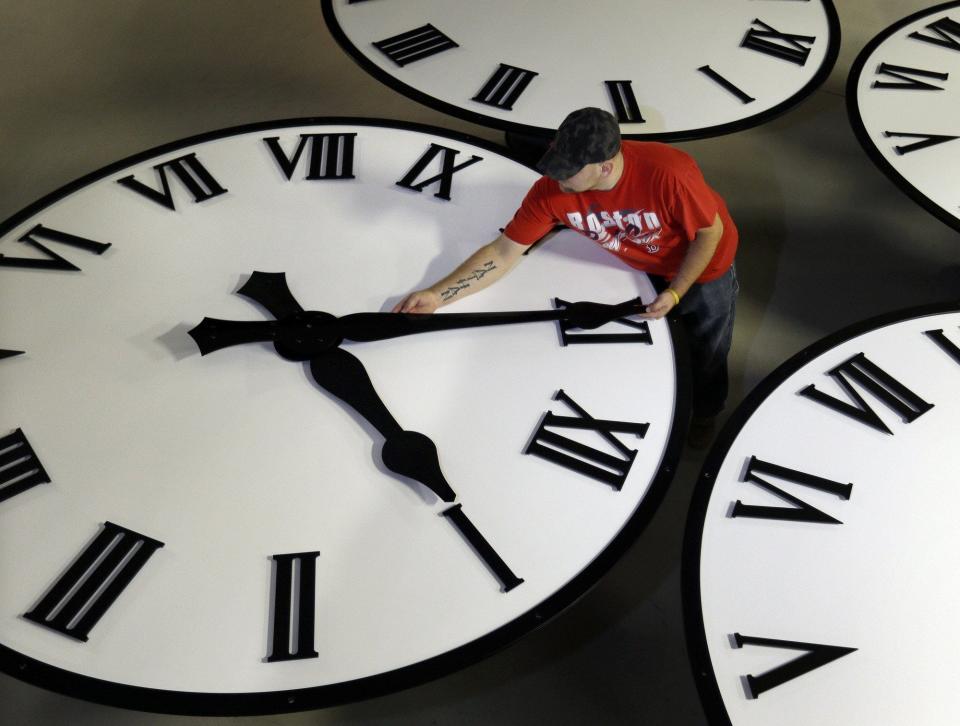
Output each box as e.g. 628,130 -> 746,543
339,297 -> 646,343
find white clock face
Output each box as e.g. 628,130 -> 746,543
322,0 -> 839,140
0,119 -> 685,714
684,304 -> 960,725
848,1 -> 960,234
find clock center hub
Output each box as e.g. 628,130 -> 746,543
275,311 -> 341,360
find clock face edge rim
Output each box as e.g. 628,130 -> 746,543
319,0 -> 842,142
0,116 -> 691,716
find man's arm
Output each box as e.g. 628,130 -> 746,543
392,233 -> 529,314
641,213 -> 723,319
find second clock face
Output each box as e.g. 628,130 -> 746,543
0,119 -> 685,713
323,0 -> 839,139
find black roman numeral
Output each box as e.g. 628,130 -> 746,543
524,389 -> 649,490
555,297 -> 651,345
116,153 -> 227,211
24,522 -> 164,641
604,80 -> 644,123
0,224 -> 111,272
741,19 -> 816,66
373,24 -> 459,67
472,64 -> 538,110
734,634 -> 857,699
267,551 -> 319,662
872,63 -> 948,91
0,429 -> 51,504
0,349 -> 25,361
697,66 -> 756,104
731,456 -> 852,524
263,133 -> 357,181
396,143 -> 483,201
883,131 -> 959,155
925,327 -> 960,366
799,352 -> 934,434
909,16 -> 960,52
441,504 -> 523,592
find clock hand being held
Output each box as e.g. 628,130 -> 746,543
310,348 -> 456,503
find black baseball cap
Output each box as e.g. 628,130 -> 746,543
537,107 -> 622,181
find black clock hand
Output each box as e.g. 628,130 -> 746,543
337,297 -> 646,343
310,349 -> 456,502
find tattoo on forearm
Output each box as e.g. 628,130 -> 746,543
440,261 -> 497,301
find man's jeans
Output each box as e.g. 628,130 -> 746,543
652,264 -> 738,418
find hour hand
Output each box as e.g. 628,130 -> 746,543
310,349 -> 456,502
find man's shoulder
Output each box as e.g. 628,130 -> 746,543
623,140 -> 697,174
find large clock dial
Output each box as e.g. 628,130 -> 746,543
322,0 -> 840,140
683,302 -> 960,725
0,118 -> 687,714
847,1 -> 960,234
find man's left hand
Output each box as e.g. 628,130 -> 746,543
640,291 -> 678,319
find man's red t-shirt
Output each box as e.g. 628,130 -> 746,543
503,141 -> 738,283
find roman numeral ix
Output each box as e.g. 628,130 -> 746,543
116,153 -> 227,211
0,428 -> 51,504
267,551 -> 319,662
263,133 -> 357,181
24,521 -> 164,641
731,456 -> 852,524
525,389 -> 649,490
799,352 -> 933,434
0,224 -> 111,272
741,19 -> 816,66
734,634 -> 857,699
396,143 -> 483,201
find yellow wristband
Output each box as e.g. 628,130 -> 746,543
665,287 -> 681,306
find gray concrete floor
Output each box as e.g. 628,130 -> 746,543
0,1 -> 956,724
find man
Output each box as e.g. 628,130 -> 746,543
393,107 -> 738,445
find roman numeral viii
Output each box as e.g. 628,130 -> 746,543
732,456 -> 852,524
116,153 -> 227,211
799,352 -> 933,434
525,389 -> 649,490
734,634 -> 857,699
267,551 -> 319,662
263,133 -> 357,180
396,144 -> 483,201
0,428 -> 51,504
0,224 -> 111,272
24,522 -> 164,641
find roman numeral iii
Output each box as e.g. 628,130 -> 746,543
24,522 -> 164,641
525,389 -> 649,490
0,428 -> 51,504
373,24 -> 458,66
267,551 -> 320,662
116,153 -> 227,211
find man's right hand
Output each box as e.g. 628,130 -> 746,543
391,289 -> 442,314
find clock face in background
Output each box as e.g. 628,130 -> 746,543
683,303 -> 960,726
322,0 -> 840,140
0,118 -> 687,714
847,1 -> 960,234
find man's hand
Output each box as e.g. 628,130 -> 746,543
640,290 -> 678,320
392,289 -> 442,314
